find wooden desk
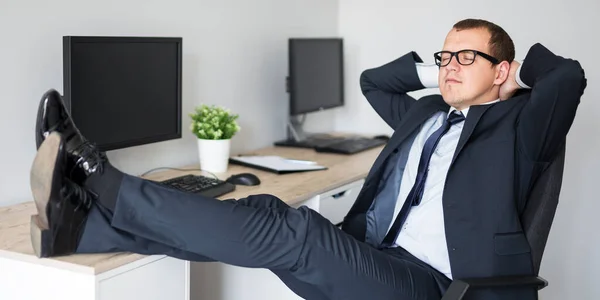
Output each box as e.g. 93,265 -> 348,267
0,144 -> 383,300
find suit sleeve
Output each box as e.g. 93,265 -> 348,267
516,43 -> 587,162
360,51 -> 428,129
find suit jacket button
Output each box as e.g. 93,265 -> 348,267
393,149 -> 399,153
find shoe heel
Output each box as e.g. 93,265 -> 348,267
30,215 -> 51,258
30,132 -> 62,229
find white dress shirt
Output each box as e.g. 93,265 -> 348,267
385,62 -> 528,279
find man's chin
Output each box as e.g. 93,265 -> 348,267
442,97 -> 464,106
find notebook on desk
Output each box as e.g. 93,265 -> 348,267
229,155 -> 327,174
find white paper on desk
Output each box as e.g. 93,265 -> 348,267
229,156 -> 326,172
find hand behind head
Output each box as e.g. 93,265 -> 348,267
499,61 -> 521,100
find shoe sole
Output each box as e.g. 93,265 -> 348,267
30,214 -> 49,257
29,132 -> 61,257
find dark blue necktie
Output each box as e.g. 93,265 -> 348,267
380,111 -> 466,248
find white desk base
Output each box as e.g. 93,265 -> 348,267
0,179 -> 362,300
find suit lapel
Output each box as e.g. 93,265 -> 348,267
451,104 -> 493,165
371,98 -> 449,173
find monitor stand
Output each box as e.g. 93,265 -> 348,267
274,118 -> 345,148
286,117 -> 309,142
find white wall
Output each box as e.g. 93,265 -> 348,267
0,0 -> 339,207
3,0 -> 598,298
337,0 -> 599,299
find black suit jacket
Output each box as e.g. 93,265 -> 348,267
341,43 -> 587,300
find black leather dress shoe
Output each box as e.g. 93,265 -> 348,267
35,89 -> 68,149
35,89 -> 107,183
30,132 -> 95,258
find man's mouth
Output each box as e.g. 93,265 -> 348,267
446,79 -> 462,84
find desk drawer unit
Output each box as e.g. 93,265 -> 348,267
318,179 -> 364,226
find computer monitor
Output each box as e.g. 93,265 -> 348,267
63,36 -> 182,151
288,38 -> 344,116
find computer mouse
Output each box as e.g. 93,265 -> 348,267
373,134 -> 390,141
226,173 -> 261,186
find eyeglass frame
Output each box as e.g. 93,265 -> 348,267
433,50 -> 500,67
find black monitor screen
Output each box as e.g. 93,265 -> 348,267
63,36 -> 182,151
289,38 -> 344,116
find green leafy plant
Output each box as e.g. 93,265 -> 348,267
189,104 -> 240,140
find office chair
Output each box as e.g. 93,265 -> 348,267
441,143 -> 566,299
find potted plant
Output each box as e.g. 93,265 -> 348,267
189,104 -> 240,173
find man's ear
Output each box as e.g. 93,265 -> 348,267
493,61 -> 511,85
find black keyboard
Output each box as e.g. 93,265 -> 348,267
160,174 -> 235,198
274,136 -> 347,148
315,137 -> 387,154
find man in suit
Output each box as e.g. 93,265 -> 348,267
30,18 -> 585,300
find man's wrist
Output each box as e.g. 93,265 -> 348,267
514,61 -> 531,89
415,63 -> 439,88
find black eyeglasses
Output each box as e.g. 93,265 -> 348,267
434,50 -> 499,67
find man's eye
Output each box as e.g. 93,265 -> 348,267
459,52 -> 475,61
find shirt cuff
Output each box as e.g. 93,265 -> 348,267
515,61 -> 531,89
415,63 -> 439,88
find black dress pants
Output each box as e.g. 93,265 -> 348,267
76,174 -> 450,300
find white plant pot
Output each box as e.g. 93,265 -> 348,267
197,138 -> 231,173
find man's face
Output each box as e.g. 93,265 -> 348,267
438,28 -> 500,109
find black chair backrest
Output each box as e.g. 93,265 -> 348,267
520,143 -> 566,274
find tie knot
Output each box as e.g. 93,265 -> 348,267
447,111 -> 465,125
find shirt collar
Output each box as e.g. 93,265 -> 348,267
448,99 -> 500,118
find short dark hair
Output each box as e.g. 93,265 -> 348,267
453,18 -> 515,63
